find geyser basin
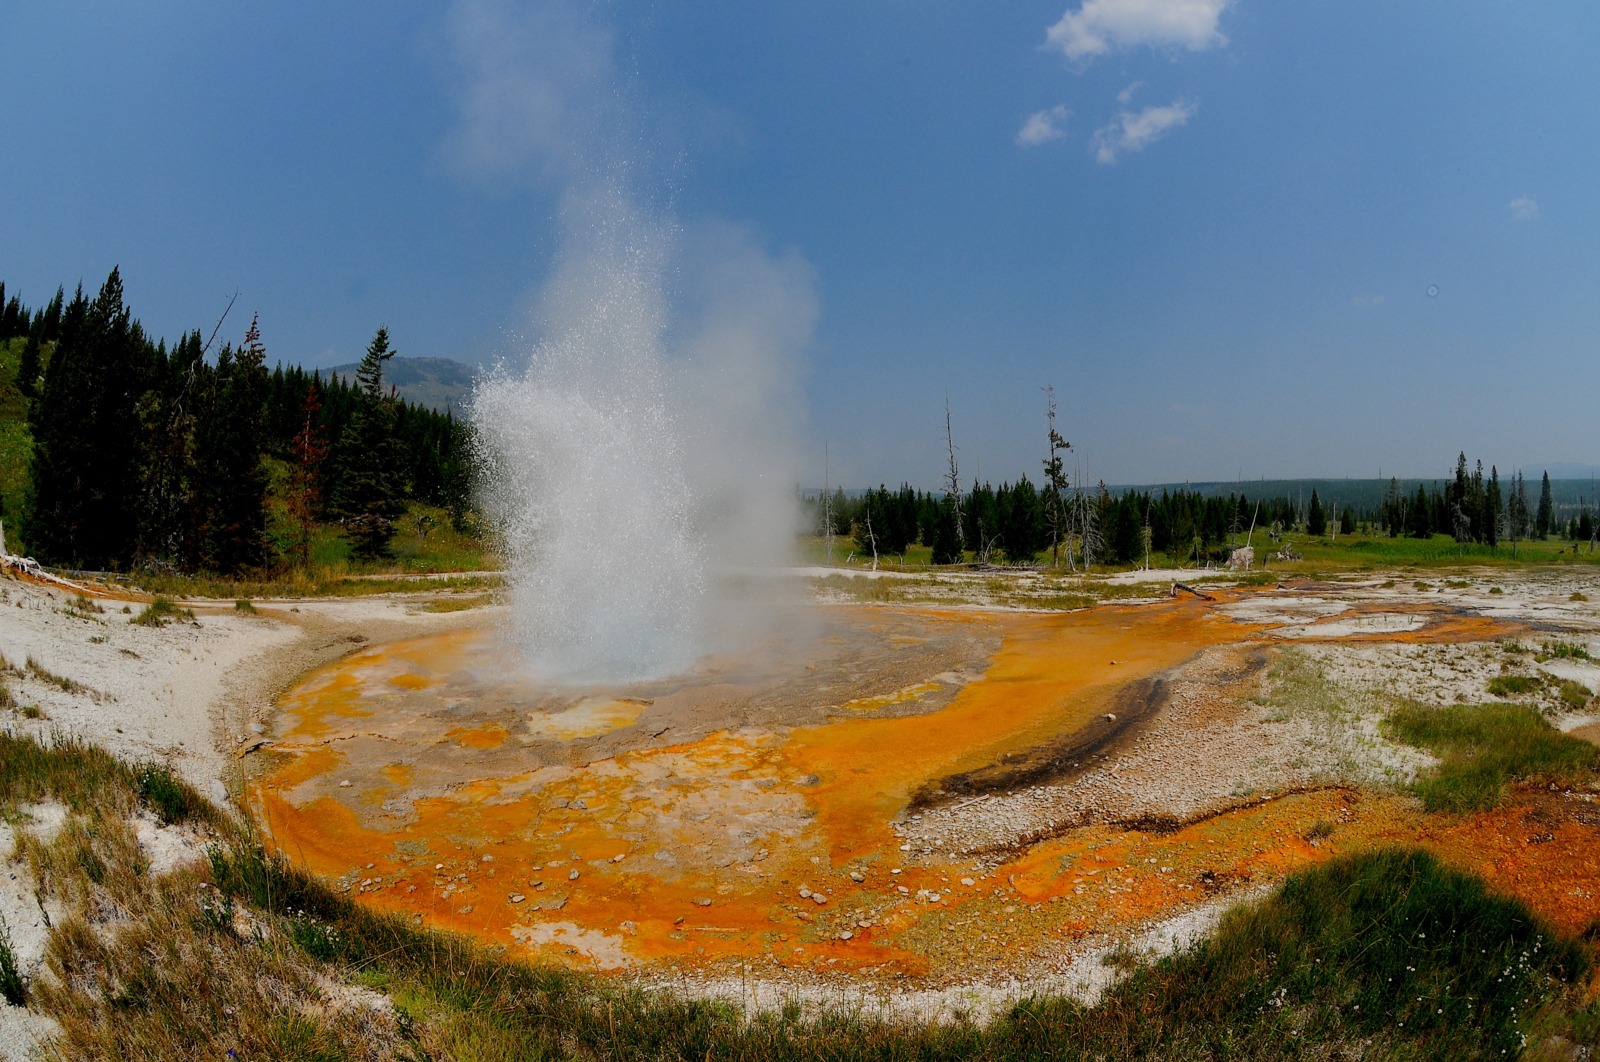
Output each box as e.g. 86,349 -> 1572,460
249,591 -> 1537,981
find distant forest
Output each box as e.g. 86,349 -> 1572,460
0,271 -> 472,573
808,461 -> 1597,569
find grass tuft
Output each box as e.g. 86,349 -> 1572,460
136,763 -> 212,826
66,593 -> 103,615
232,598 -> 258,614
1387,701 -> 1600,812
25,656 -> 86,694
1559,680 -> 1594,710
0,917 -> 25,1006
131,597 -> 195,627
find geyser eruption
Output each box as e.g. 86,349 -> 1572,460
449,0 -> 814,682
471,191 -> 812,683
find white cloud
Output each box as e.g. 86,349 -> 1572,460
1017,104 -> 1072,147
1046,0 -> 1231,63
1091,99 -> 1197,163
1116,80 -> 1143,104
1509,195 -> 1541,221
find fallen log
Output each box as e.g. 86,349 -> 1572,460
1171,581 -> 1216,601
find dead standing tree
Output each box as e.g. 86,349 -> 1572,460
1042,385 -> 1071,569
944,399 -> 965,555
1074,465 -> 1102,570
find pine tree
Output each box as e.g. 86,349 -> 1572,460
1485,466 -> 1502,548
1412,483 -> 1434,539
930,495 -> 962,565
24,270 -> 145,568
1536,471 -> 1554,539
196,316 -> 271,572
1001,476 -> 1046,564
332,327 -> 406,560
1506,471 -> 1529,556
1383,477 -> 1402,537
134,329 -> 206,567
15,333 -> 40,397
1307,488 -> 1326,536
36,287 -> 64,344
286,382 -> 329,571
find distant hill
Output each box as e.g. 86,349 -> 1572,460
324,355 -> 477,414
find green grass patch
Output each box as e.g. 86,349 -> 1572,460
0,733 -> 220,829
1559,680 -> 1594,710
1487,673 -> 1542,697
1387,701 -> 1600,812
1538,641 -> 1592,662
232,598 -> 257,614
108,568 -> 502,602
135,763 -> 211,826
1080,847 -> 1588,1059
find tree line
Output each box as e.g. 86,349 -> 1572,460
1373,458 -> 1577,549
0,270 -> 473,573
806,396 -> 1592,569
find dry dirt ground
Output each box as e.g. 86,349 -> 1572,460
5,565 -> 1600,1050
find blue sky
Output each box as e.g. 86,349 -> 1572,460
3,1 -> 1597,487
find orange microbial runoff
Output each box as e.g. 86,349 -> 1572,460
249,588 -> 1585,982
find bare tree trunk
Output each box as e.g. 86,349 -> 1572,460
944,399 -> 965,553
